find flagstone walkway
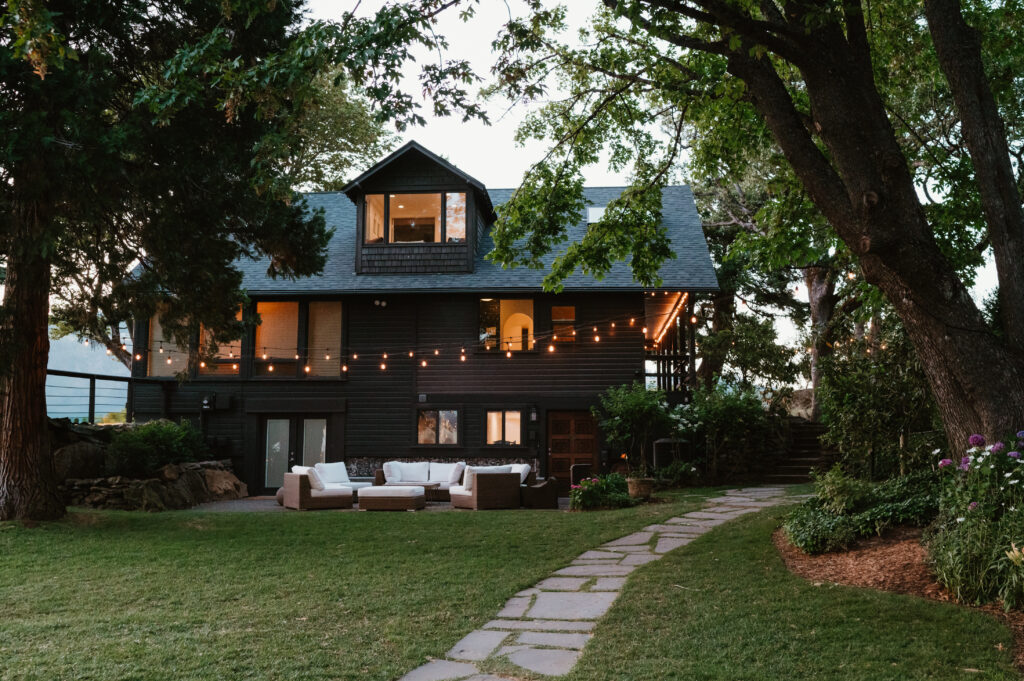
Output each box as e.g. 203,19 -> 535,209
397,487 -> 794,681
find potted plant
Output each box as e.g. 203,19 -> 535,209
592,382 -> 676,500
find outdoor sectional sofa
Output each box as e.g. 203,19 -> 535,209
282,462 -> 372,510
373,461 -> 467,501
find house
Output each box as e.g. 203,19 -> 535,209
128,141 -> 718,494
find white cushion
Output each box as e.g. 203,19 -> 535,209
398,461 -> 430,482
358,485 -> 424,498
315,462 -> 350,484
306,467 -> 326,491
310,487 -> 351,498
463,465 -> 513,492
428,462 -> 457,483
449,462 -> 466,486
291,466 -> 312,475
509,463 -> 531,483
449,484 -> 471,497
382,461 -> 401,483
323,481 -> 350,491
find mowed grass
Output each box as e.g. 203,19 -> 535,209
556,506 -> 1019,681
0,491 -> 713,681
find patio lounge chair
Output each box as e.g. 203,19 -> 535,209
449,465 -> 521,510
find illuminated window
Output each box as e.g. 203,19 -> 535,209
148,310 -> 189,377
199,307 -> 243,376
364,192 -> 468,245
479,299 -> 534,351
551,306 -> 576,343
486,410 -> 522,445
254,301 -> 299,377
418,409 -> 459,445
307,301 -> 342,377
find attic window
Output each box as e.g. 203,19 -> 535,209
363,192 -> 467,244
587,206 -> 606,224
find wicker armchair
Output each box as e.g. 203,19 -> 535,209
450,472 -> 521,510
521,477 -> 559,509
282,473 -> 353,510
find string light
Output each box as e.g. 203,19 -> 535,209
434,349 -> 439,356
342,364 -> 348,372
158,344 -> 164,353
120,344 -> 126,351
506,350 -> 512,358
382,352 -> 388,359
409,351 -> 415,358
166,357 -> 172,365
611,322 -> 615,328
594,335 -> 600,342
642,327 -> 648,334
134,353 -> 142,361
630,318 -> 635,325
460,355 -> 466,362
421,360 -> 427,367
232,364 -> 238,370
690,315 -> 698,324
352,353 -> 358,360
268,364 -> 274,372
380,362 -> 387,370
325,353 -> 330,360
304,365 -> 311,372
199,361 -> 206,368
548,344 -> 555,352
262,349 -> 268,360
294,354 -> 300,360
106,349 -> 112,355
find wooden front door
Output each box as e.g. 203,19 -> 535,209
548,411 -> 598,495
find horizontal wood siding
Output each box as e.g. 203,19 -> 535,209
130,292 -> 649,489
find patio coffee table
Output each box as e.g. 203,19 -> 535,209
359,485 -> 426,511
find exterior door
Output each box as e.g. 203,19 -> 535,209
262,416 -> 328,491
548,411 -> 598,495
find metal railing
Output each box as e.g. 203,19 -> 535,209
46,369 -> 131,424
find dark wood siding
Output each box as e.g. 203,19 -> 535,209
130,292 -> 648,489
360,243 -> 470,274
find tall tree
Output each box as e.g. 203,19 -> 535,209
487,0 -> 1024,445
0,0 -> 485,520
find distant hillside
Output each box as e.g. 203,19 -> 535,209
47,333 -> 130,421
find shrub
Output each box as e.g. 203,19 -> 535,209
924,431 -> 1024,610
592,383 -> 678,477
106,419 -> 209,478
784,468 -> 940,554
653,459 -> 700,489
569,473 -> 635,511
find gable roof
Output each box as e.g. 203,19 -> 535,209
341,140 -> 495,220
236,185 -> 719,295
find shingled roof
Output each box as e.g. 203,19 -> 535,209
236,185 -> 718,295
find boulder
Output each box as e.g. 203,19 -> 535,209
204,468 -> 248,500
53,441 -> 106,481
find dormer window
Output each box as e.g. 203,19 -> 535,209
363,192 -> 467,245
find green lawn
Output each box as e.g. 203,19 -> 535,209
557,505 -> 1019,681
0,491 -> 712,681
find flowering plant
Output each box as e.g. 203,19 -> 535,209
569,473 -> 633,511
927,430 -> 1024,609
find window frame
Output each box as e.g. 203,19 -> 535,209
550,305 -> 577,344
247,299 -> 347,381
362,191 -> 467,246
414,406 -> 463,447
477,297 -> 536,353
484,408 -> 525,447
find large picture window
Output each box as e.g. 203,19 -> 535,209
254,301 -> 299,377
307,301 -> 342,377
479,299 -> 534,351
363,192 -> 468,245
486,410 -> 522,446
199,307 -> 243,376
148,309 -> 189,376
418,409 -> 459,445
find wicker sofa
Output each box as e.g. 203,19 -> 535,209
282,472 -> 352,510
373,461 -> 466,501
449,464 -> 532,510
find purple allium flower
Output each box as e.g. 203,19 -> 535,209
1017,430 -> 1024,438
959,456 -> 971,471
1010,451 -> 1021,459
969,434 -> 986,447
992,442 -> 1006,454
938,458 -> 954,468
968,501 -> 979,511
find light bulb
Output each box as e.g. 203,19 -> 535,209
325,354 -> 330,360
304,365 -> 311,373
199,361 -> 206,368
268,364 -> 274,372
383,352 -> 388,359
352,353 -> 358,360
594,335 -> 600,342
460,355 -> 466,362
611,322 -> 616,327
262,352 -> 268,360
434,349 -> 439,355
158,346 -> 163,353
421,360 -> 427,367
166,357 -> 172,365
548,344 -> 555,352
295,354 -> 300,360
630,318 -> 635,325
690,316 -> 698,324
506,350 -> 512,358
342,364 -> 348,372
642,327 -> 648,334
380,362 -> 387,370
106,349 -> 112,355
134,353 -> 142,361
232,364 -> 238,370
409,351 -> 414,358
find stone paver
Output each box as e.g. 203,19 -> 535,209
603,531 -> 654,546
497,596 -> 532,618
397,660 -> 478,681
400,486 -> 792,680
507,648 -> 582,676
517,631 -> 592,649
483,619 -> 595,632
555,564 -> 635,577
527,592 -> 618,620
447,631 -> 509,661
655,537 -> 693,553
621,553 -> 662,565
591,577 -> 627,590
537,577 -> 589,591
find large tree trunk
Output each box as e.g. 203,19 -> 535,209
0,206 -> 64,521
696,288 -> 736,389
804,266 -> 837,422
725,14 -> 1024,447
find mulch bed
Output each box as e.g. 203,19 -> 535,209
773,527 -> 1024,672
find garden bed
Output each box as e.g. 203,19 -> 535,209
774,527 -> 1024,673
